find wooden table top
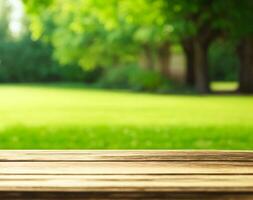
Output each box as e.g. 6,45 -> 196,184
0,150 -> 253,199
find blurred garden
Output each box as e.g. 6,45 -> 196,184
0,0 -> 252,149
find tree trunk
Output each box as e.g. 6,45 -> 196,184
157,41 -> 171,78
193,40 -> 210,93
183,39 -> 195,86
238,38 -> 253,93
139,44 -> 154,70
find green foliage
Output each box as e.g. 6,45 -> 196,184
23,0 -> 177,69
214,0 -> 253,40
98,65 -> 171,92
98,66 -> 133,89
209,41 -> 239,81
11,0 -> 253,92
22,0 -> 53,14
0,0 -> 11,39
0,32 -> 101,83
128,68 -> 166,91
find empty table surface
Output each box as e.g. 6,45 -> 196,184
0,150 -> 253,199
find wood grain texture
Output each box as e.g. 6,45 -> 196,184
1,161 -> 253,175
1,150 -> 253,161
1,192 -> 253,200
0,151 -> 253,199
0,175 -> 253,192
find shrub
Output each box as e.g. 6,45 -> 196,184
128,67 -> 166,91
0,33 -> 102,83
98,65 -> 173,92
98,65 -> 134,89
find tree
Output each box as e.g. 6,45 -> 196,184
24,0 -> 253,93
23,0 -> 137,68
121,0 -> 175,77
182,38 -> 195,86
23,0 -> 177,79
237,38 -> 253,93
165,0 -> 253,93
214,0 -> 253,93
164,0 -> 224,93
233,0 -> 253,93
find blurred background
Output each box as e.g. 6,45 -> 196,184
0,0 -> 252,149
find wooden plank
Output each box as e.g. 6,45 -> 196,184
1,151 -> 253,199
1,191 -> 253,200
0,175 -> 252,192
1,161 -> 253,175
1,150 -> 253,162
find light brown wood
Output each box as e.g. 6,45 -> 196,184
1,161 -> 253,175
0,175 -> 253,192
0,150 -> 253,199
1,150 -> 253,161
1,192 -> 253,200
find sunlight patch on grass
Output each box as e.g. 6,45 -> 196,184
211,82 -> 238,91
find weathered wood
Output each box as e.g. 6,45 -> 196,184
1,161 -> 253,175
0,175 -> 253,192
1,150 -> 253,161
1,192 -> 253,200
0,151 -> 253,199
2,191 -> 253,200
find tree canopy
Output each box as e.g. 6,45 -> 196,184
22,0 -> 253,93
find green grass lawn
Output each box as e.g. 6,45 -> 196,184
0,83 -> 252,150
